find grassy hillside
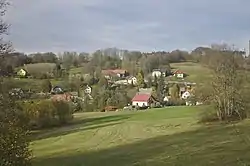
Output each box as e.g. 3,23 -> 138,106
170,62 -> 212,83
32,107 -> 250,166
69,67 -> 84,75
24,63 -> 56,73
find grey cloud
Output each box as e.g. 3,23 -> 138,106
5,0 -> 250,53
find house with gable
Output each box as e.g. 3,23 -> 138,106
173,70 -> 185,78
131,88 -> 157,108
102,69 -> 129,79
152,69 -> 168,78
17,68 -> 28,78
127,76 -> 137,85
131,93 -> 153,108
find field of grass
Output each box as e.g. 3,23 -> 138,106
170,62 -> 212,83
69,67 -> 84,75
24,63 -> 56,73
31,106 -> 250,166
3,78 -> 67,92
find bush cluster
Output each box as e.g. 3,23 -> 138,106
166,99 -> 186,106
20,100 -> 73,129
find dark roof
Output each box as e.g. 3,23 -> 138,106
132,94 -> 151,102
53,86 -> 62,89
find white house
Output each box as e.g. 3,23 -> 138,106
152,70 -> 162,77
115,80 -> 128,85
173,70 -> 184,78
127,76 -> 137,85
17,68 -> 27,77
163,96 -> 169,102
181,91 -> 191,100
132,94 -> 152,108
84,85 -> 92,94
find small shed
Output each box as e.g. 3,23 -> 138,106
104,106 -> 118,112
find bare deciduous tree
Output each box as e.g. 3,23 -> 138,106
0,1 -> 31,165
199,51 -> 247,121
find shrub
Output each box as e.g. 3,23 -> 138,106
167,99 -> 186,106
53,101 -> 73,124
20,100 -> 73,129
0,95 -> 31,166
198,105 -> 218,123
41,79 -> 52,93
36,100 -> 57,128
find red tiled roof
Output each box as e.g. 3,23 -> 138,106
132,94 -> 151,102
51,93 -> 72,102
173,70 -> 184,74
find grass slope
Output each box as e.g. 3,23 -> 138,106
170,62 -> 212,83
32,107 -> 250,166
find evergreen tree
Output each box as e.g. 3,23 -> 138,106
98,76 -> 108,89
153,75 -> 158,87
136,69 -> 145,88
170,84 -> 180,99
156,74 -> 165,102
147,76 -> 152,88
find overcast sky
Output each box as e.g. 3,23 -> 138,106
5,0 -> 250,53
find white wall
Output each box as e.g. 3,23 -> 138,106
152,71 -> 162,77
128,77 -> 137,85
132,101 -> 149,107
177,73 -> 184,78
181,91 -> 191,99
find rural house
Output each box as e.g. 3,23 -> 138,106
151,69 -> 169,77
84,85 -> 92,94
152,69 -> 164,77
112,69 -> 128,78
131,93 -> 155,108
17,68 -> 27,77
51,86 -> 64,94
181,91 -> 191,100
127,76 -> 137,85
173,70 -> 184,78
102,69 -> 128,79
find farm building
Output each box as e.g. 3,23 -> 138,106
127,76 -> 137,85
173,70 -> 185,78
131,93 -> 156,108
84,85 -> 92,94
181,91 -> 191,100
102,69 -> 129,79
17,68 -> 28,77
152,70 -> 162,77
51,86 -> 64,94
